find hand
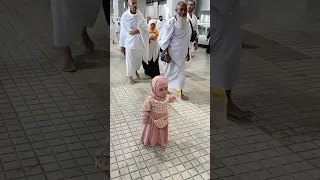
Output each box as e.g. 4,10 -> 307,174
143,118 -> 149,124
120,47 -> 125,53
129,28 -> 139,36
195,42 -> 198,50
168,95 -> 175,103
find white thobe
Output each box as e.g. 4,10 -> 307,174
211,0 -> 243,90
156,20 -> 164,34
120,10 -> 149,78
158,17 -> 191,90
187,13 -> 199,56
50,0 -> 102,47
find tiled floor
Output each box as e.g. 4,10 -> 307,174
0,0 -> 108,179
211,1 -> 320,180
109,43 -> 210,180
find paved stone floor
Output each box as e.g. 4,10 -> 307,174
211,0 -> 320,180
0,0 -> 108,179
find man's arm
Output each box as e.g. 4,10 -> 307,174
119,15 -> 126,48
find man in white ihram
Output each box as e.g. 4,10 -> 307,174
187,0 -> 199,57
211,0 -> 254,119
157,15 -> 164,33
119,0 -> 149,84
158,1 -> 191,100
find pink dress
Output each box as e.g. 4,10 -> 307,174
140,95 -> 169,147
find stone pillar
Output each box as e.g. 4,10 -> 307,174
153,1 -> 159,18
113,0 -> 119,22
137,0 -> 147,17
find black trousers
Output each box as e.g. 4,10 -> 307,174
103,0 -> 110,25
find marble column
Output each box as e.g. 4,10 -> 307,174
137,0 -> 147,17
113,0 -> 119,22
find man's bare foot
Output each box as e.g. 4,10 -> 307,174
181,93 -> 189,100
128,77 -> 137,84
63,63 -> 77,72
62,47 -> 77,72
227,101 -> 253,119
136,71 -> 140,79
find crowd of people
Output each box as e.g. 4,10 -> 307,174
120,0 -> 201,101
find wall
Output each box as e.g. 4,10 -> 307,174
196,0 -> 209,13
144,0 -> 210,21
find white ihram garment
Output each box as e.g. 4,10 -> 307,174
187,13 -> 199,57
50,0 -> 102,47
211,0 -> 243,90
120,10 -> 149,78
158,17 -> 191,90
156,20 -> 164,34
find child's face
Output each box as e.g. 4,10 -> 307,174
157,86 -> 168,97
150,23 -> 156,30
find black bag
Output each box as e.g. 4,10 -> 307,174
160,49 -> 167,62
189,20 -> 197,42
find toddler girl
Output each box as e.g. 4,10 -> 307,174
140,76 -> 175,146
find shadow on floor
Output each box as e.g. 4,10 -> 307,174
74,50 -> 109,69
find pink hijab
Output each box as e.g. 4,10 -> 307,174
150,76 -> 168,101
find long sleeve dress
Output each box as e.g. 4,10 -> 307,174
140,96 -> 169,147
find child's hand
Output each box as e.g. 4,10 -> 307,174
143,118 -> 149,124
168,95 -> 175,103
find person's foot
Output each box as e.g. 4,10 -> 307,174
136,71 -> 140,79
62,48 -> 77,72
63,62 -> 77,72
128,77 -> 137,84
227,101 -> 253,119
181,93 -> 189,100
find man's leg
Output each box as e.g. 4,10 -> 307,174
181,90 -> 189,100
82,27 -> 95,51
226,89 -> 253,119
